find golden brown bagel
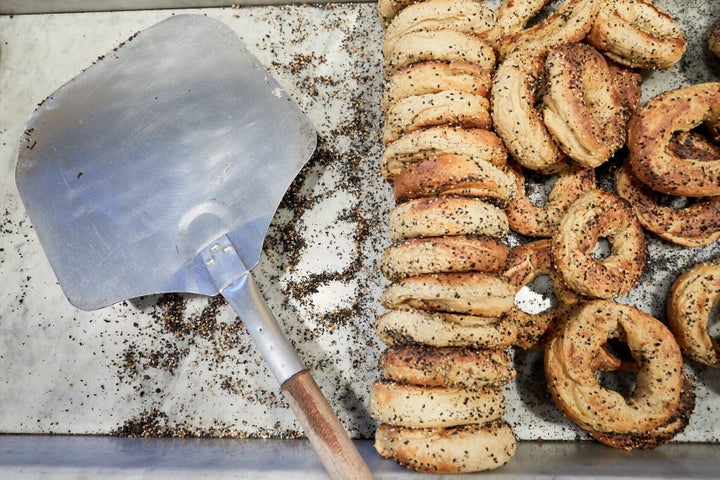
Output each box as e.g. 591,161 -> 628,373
667,260 -> 720,367
497,0 -> 600,59
375,308 -> 518,349
551,189 -> 645,299
370,380 -> 505,428
379,345 -> 516,390
615,163 -> 720,247
384,29 -> 496,78
388,196 -> 509,241
492,0 -> 553,40
392,154 -> 517,206
491,50 -> 567,173
381,272 -> 516,317
502,239 -> 582,349
545,300 -> 692,449
381,235 -> 510,281
377,0 -> 419,28
543,43 -> 626,168
505,162 -> 596,238
587,0 -> 686,70
374,421 -> 517,473
381,126 -> 508,180
382,61 -> 492,113
382,90 -> 492,145
627,82 -> 720,197
383,0 -> 496,58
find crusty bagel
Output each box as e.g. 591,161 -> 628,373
381,272 -> 516,317
587,0 -> 686,70
388,196 -> 509,241
392,154 -> 517,206
551,189 -> 645,299
379,345 -> 516,390
382,61 -> 492,113
370,380 -> 505,428
545,300 -> 692,449
627,82 -> 720,197
381,235 -> 510,280
375,308 -> 518,349
381,126 -> 508,180
374,420 -> 517,473
667,260 -> 720,367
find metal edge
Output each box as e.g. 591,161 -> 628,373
0,0 -> 373,16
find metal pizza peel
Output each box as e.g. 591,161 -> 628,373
15,14 -> 372,480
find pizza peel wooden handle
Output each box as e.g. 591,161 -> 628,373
282,370 -> 374,480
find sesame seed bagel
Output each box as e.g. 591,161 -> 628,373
491,50 -> 567,173
587,0 -> 686,70
382,61 -> 492,113
667,260 -> 720,367
379,345 -> 516,390
627,82 -> 720,197
545,300 -> 692,449
388,196 -> 509,241
497,0 -> 600,59
382,0 -> 496,58
381,272 -> 516,317
615,163 -> 720,248
374,421 -> 517,473
543,42 -> 627,169
551,189 -> 646,299
381,126 -> 507,180
377,0 -> 419,28
382,90 -> 492,145
381,235 -> 509,281
384,29 -> 496,78
506,162 -> 596,238
375,308 -> 518,349
392,154 -> 517,206
370,380 -> 505,428
492,0 -> 553,40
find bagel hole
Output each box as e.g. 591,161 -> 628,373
515,274 -> 558,314
597,338 -> 636,398
709,299 -> 720,341
524,169 -> 557,208
591,237 -> 612,260
657,193 -> 694,210
524,0 -> 562,29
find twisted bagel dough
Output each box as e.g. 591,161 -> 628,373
381,272 -> 516,316
587,0 -> 686,70
667,260 -> 720,367
370,380 -> 505,428
502,239 -> 582,349
492,0 -> 552,40
384,29 -> 496,78
543,43 -> 626,168
393,154 -> 517,206
377,0 -> 419,28
379,345 -> 516,390
586,371 -> 695,450
497,0 -> 600,59
382,0 -> 496,58
615,163 -> 720,247
545,300 -> 692,449
551,189 -> 645,299
627,82 -> 720,197
382,90 -> 492,144
374,421 -> 517,473
382,61 -> 492,113
388,196 -> 509,241
491,50 -> 567,173
381,126 -> 508,180
375,308 -> 518,349
710,17 -> 720,57
506,162 -> 596,238
381,235 -> 510,280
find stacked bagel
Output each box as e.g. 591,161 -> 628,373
371,0 -> 702,470
371,0 -> 519,473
